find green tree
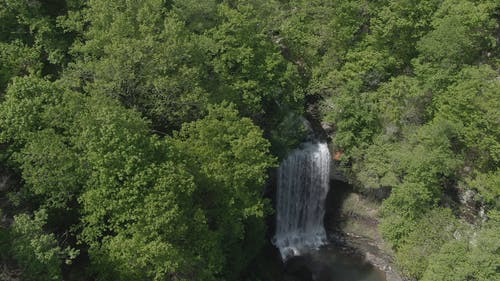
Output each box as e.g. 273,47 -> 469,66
421,239 -> 472,281
63,94 -> 222,280
9,209 -> 78,281
204,3 -> 304,119
467,170 -> 500,209
413,0 -> 498,90
395,208 -> 459,279
351,138 -> 401,189
0,41 -> 41,91
0,76 -> 85,209
0,76 -> 70,145
380,181 -> 439,248
84,163 -> 222,281
370,0 -> 442,63
169,103 -> 276,279
374,75 -> 429,134
422,212 -> 500,281
416,0 -> 497,68
434,65 -> 500,170
66,0 -> 209,130
74,93 -> 158,246
322,90 -> 379,153
170,0 -> 219,33
277,0 -> 367,68
398,118 -> 463,187
0,0 -> 78,81
13,129 -> 83,209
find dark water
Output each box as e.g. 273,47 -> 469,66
284,244 -> 386,281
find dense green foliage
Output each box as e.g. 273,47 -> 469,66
279,0 -> 499,279
0,76 -> 275,280
10,210 -> 78,281
1,2 -> 282,279
1,0 -> 499,280
0,209 -> 78,281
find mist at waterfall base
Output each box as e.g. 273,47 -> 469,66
272,142 -> 386,281
272,142 -> 330,260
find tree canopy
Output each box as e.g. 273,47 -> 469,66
0,0 -> 498,280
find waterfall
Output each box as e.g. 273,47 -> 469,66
273,142 -> 331,260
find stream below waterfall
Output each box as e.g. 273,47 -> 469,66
284,245 -> 386,281
273,141 -> 387,281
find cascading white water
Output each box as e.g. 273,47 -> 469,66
273,142 -> 331,260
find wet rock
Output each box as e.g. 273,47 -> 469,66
320,122 -> 334,135
330,160 -> 347,182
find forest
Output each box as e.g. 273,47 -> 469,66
0,0 -> 498,280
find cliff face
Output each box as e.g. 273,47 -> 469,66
302,109 -> 401,280
287,109 -> 487,281
442,186 -> 488,225
324,180 -> 405,281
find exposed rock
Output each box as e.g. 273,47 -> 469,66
340,233 -> 405,281
320,122 -> 334,135
324,180 -> 406,281
459,189 -> 476,205
456,187 -> 484,224
329,159 -> 347,182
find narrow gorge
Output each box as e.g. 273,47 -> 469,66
273,139 -> 388,281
